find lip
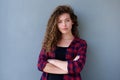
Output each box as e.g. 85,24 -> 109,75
62,28 -> 68,30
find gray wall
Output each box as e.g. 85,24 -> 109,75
0,0 -> 120,80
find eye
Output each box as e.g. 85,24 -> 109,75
66,19 -> 70,22
58,20 -> 62,23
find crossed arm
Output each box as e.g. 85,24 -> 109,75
43,56 -> 80,74
38,41 -> 87,74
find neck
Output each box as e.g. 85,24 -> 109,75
61,33 -> 74,40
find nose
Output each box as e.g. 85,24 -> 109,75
62,21 -> 66,27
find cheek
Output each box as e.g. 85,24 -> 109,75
68,23 -> 73,29
58,24 -> 62,29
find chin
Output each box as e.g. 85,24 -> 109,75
61,32 -> 69,34
60,30 -> 71,34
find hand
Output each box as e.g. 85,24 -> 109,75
47,59 -> 68,72
73,55 -> 80,61
47,59 -> 55,64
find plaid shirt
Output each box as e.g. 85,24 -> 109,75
37,37 -> 87,80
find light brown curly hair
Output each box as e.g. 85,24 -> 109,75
42,5 -> 79,52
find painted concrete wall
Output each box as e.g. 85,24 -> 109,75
0,0 -> 120,80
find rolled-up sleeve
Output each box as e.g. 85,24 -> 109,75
37,48 -> 48,72
67,40 -> 87,74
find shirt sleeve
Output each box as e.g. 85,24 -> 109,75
37,48 -> 48,72
67,40 -> 87,74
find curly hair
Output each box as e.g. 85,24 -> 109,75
42,5 -> 79,52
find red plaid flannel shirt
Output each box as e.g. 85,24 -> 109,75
37,37 -> 87,80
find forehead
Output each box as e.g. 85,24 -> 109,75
58,13 -> 71,20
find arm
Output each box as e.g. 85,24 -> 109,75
37,48 -> 48,71
43,63 -> 68,74
37,48 -> 68,74
48,59 -> 68,72
48,40 -> 87,74
67,40 -> 87,74
47,56 -> 80,71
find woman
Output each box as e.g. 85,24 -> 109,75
37,5 -> 87,80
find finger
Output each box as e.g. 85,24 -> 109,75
73,56 -> 80,61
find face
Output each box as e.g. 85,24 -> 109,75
57,13 -> 73,34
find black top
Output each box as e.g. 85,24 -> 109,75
47,46 -> 67,80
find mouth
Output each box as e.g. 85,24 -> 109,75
62,28 -> 68,30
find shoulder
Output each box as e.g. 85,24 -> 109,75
74,37 -> 87,47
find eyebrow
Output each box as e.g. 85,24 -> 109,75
58,17 -> 71,21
